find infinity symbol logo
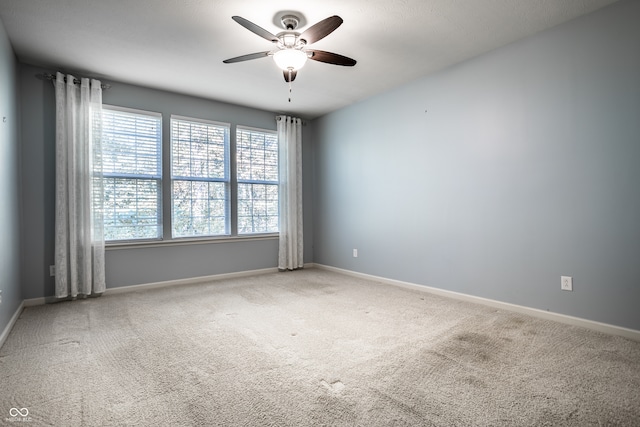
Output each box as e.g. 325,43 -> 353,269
9,407 -> 29,417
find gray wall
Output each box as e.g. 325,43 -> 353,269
0,17 -> 21,333
311,0 -> 640,330
20,64 -> 314,297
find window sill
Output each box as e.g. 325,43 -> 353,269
105,234 -> 278,250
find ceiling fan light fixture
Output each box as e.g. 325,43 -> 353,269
282,33 -> 297,47
273,49 -> 308,71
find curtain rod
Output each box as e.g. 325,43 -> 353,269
37,73 -> 111,90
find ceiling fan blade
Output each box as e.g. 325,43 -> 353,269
232,16 -> 279,43
299,16 -> 343,45
223,51 -> 271,64
308,50 -> 357,66
283,70 -> 298,82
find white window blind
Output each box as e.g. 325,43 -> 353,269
171,116 -> 230,237
236,127 -> 279,234
102,106 -> 162,241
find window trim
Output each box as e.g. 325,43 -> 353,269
105,233 -> 278,250
170,115 -> 231,238
103,104 -> 162,118
236,125 -> 279,235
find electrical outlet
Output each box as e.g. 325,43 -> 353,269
561,276 -> 573,291
353,249 -> 358,258
50,265 -> 56,277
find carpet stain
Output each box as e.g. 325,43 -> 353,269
462,375 -> 487,389
440,332 -> 503,364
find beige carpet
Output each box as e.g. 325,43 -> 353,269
1,269 -> 639,426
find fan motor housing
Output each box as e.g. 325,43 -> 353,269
281,15 -> 300,30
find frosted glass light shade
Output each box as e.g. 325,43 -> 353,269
273,49 -> 307,71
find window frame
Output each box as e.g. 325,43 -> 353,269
170,115 -> 231,239
235,125 -> 279,235
101,104 -> 163,243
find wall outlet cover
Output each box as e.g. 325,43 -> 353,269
561,276 -> 573,291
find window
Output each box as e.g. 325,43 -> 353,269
236,127 -> 279,234
171,116 -> 230,238
101,106 -> 162,241
102,108 -> 278,244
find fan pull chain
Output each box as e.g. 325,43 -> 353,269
288,69 -> 292,103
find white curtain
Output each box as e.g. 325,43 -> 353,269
277,115 -> 304,270
54,72 -> 105,298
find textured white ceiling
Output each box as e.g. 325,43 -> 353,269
0,0 -> 618,118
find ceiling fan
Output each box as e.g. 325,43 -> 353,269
222,14 -> 357,84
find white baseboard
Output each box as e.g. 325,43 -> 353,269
313,264 -> 640,342
22,267 -> 281,306
23,296 -> 56,307
104,267 -> 280,295
0,301 -> 24,350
